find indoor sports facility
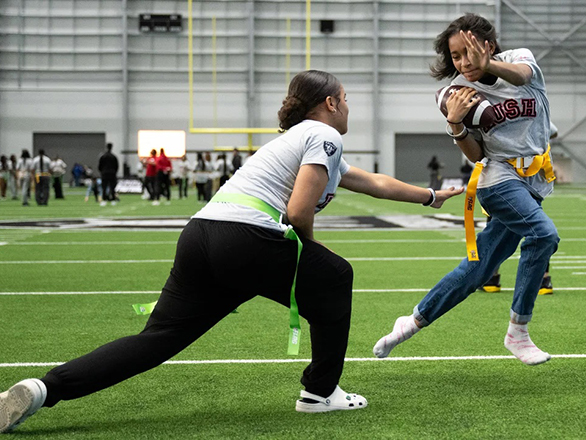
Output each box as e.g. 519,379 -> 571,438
1,1 -> 585,438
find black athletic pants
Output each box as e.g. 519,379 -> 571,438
41,219 -> 353,406
155,171 -> 171,201
35,176 -> 51,205
101,174 -> 117,201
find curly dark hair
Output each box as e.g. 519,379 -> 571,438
430,13 -> 502,80
277,70 -> 341,132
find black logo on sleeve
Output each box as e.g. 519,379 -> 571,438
323,141 -> 337,156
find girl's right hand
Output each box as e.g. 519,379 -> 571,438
446,87 -> 480,124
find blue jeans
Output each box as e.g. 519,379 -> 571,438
414,179 -> 559,325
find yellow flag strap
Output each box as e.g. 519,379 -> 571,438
506,144 -> 556,183
464,160 -> 486,262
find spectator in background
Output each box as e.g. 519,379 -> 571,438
176,155 -> 192,199
193,152 -> 211,202
142,149 -> 157,201
50,155 -> 67,199
231,148 -> 243,173
71,163 -> 85,187
0,156 -> 8,199
98,143 -> 119,206
427,155 -> 443,190
8,155 -> 19,200
153,148 -> 172,205
16,149 -> 33,206
32,149 -> 52,206
215,153 -> 231,187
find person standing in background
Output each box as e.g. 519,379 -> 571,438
8,155 -> 19,200
153,148 -> 172,205
98,143 -> 119,206
176,155 -> 192,199
193,152 -> 211,202
32,149 -> 52,206
0,156 -> 8,199
50,155 -> 67,199
231,148 -> 243,173
16,150 -> 34,206
142,149 -> 157,200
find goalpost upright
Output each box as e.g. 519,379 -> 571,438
187,0 -> 312,149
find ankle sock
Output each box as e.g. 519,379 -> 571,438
504,323 -> 551,366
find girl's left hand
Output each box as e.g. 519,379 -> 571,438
461,30 -> 491,72
431,186 -> 465,209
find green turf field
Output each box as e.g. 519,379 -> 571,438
1,184 -> 585,439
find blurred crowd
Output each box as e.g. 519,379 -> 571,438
138,148 -> 253,205
0,147 -> 254,207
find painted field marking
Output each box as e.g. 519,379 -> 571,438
2,256 -> 586,264
1,287 -> 585,296
1,354 -> 585,368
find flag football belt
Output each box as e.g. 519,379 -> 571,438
132,192 -> 304,356
464,145 -> 556,262
506,144 -> 556,183
35,172 -> 51,183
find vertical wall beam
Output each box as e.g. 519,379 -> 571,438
247,1 -> 256,132
494,0 -> 501,38
372,1 -> 380,173
121,0 -> 129,159
17,0 -> 25,88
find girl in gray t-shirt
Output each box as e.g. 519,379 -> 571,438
374,13 -> 559,367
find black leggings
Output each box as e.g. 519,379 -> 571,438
41,219 -> 353,406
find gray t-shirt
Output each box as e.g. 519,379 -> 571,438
452,48 -> 553,199
194,119 -> 350,232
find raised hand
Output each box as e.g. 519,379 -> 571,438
461,30 -> 491,72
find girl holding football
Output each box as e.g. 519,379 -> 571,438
374,13 -> 559,366
0,70 -> 463,433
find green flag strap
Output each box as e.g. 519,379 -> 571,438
284,226 -> 303,355
133,192 -> 304,356
211,192 -> 303,356
132,301 -> 158,315
211,192 -> 281,222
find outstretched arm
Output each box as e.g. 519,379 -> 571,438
339,166 -> 464,209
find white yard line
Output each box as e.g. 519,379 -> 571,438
1,287 -> 585,296
1,354 -> 585,368
2,255 -> 586,265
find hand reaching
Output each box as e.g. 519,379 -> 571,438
431,186 -> 465,209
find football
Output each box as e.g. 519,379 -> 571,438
435,85 -> 497,128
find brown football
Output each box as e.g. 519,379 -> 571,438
435,85 -> 497,128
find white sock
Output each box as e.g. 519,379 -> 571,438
504,323 -> 551,366
373,315 -> 421,358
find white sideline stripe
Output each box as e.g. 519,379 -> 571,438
2,241 -> 178,246
4,254 -> 585,265
0,259 -> 174,264
5,238 -> 586,246
1,287 -> 585,296
0,291 -> 160,295
1,354 -> 585,368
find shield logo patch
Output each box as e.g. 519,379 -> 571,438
323,141 -> 337,157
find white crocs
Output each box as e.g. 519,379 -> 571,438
295,385 -> 368,413
0,379 -> 47,433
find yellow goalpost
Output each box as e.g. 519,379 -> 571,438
187,0 -> 312,149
